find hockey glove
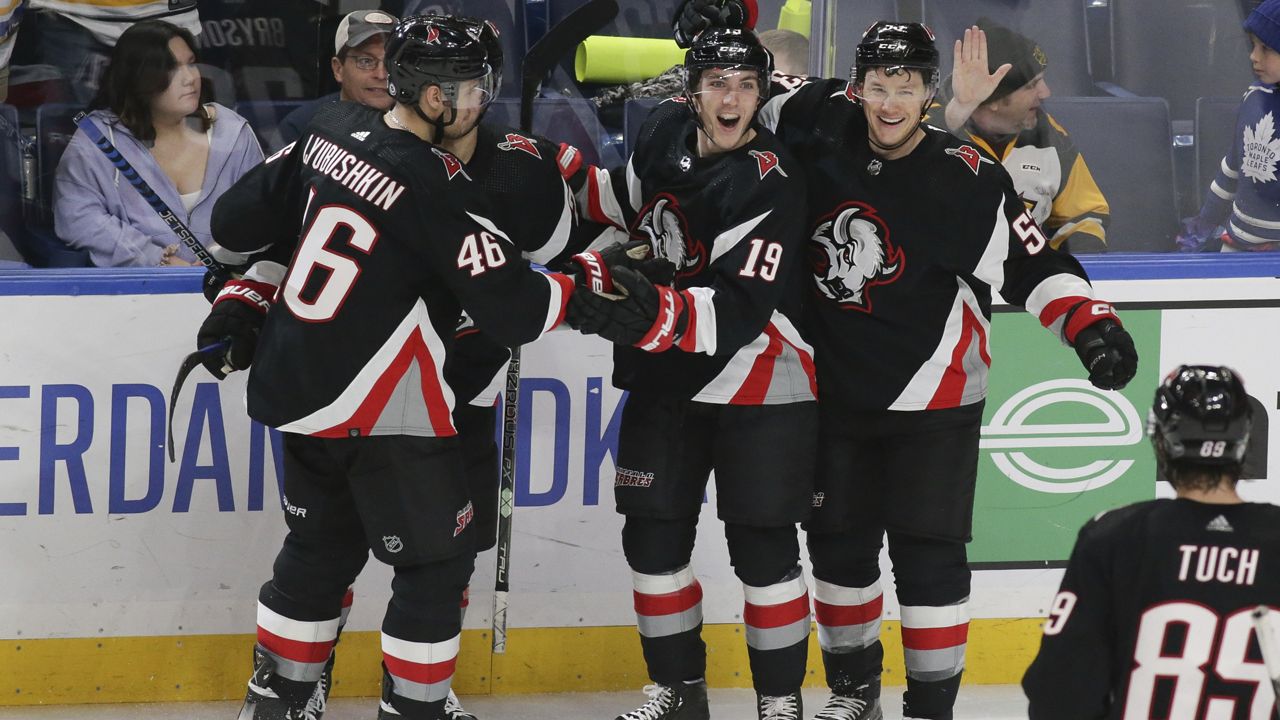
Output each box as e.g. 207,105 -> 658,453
674,0 -> 758,48
196,279 -> 275,379
567,239 -> 659,294
1064,301 -> 1138,391
567,266 -> 689,351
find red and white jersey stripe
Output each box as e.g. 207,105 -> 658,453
889,279 -> 991,411
692,313 -> 816,405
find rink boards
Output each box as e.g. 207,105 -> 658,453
1,257 -> 1279,705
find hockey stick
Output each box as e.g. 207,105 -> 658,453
1252,606 -> 1280,698
72,112 -> 230,282
491,0 -> 620,656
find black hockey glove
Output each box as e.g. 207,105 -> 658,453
196,279 -> 276,379
567,266 -> 689,351
567,239 -> 656,294
1065,301 -> 1138,391
674,0 -> 757,48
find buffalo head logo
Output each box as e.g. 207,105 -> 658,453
634,194 -> 704,277
810,203 -> 904,312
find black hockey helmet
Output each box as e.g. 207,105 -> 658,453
853,21 -> 940,87
385,14 -> 500,109
684,27 -> 774,101
1149,365 -> 1252,471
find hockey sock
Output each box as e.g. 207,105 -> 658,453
742,567 -> 811,696
890,533 -> 970,720
254,583 -> 342,685
380,554 -> 473,712
813,579 -> 885,694
632,565 -> 708,684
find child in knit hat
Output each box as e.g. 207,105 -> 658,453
1179,0 -> 1280,251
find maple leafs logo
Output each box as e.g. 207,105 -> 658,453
1243,111 -> 1280,184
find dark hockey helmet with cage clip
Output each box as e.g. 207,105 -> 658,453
683,27 -> 774,102
385,14 -> 500,108
853,21 -> 940,88
1149,365 -> 1253,471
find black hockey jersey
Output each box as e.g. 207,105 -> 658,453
759,78 -> 1097,412
210,103 -> 575,437
1023,499 -> 1280,720
580,99 -> 815,404
443,122 -> 590,406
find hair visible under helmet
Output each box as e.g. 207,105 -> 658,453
851,21 -> 939,153
683,27 -> 774,113
385,14 -> 501,140
1148,365 -> 1253,491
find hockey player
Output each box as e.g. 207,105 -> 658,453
673,5 -> 1139,720
194,15 -> 638,720
564,27 -> 816,720
1024,365 -> 1280,719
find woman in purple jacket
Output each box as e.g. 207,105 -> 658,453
54,20 -> 263,267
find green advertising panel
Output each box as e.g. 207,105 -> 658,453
969,309 -> 1163,567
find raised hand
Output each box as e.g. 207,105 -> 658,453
946,26 -> 1013,130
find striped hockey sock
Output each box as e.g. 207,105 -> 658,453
900,600 -> 969,719
813,579 -> 885,693
632,565 -> 707,684
743,569 -> 811,695
382,632 -> 461,705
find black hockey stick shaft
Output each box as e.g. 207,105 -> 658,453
492,0 -> 620,656
73,113 -> 230,282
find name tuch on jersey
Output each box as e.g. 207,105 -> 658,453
301,135 -> 406,211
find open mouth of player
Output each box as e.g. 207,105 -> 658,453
876,114 -> 906,129
716,113 -> 743,134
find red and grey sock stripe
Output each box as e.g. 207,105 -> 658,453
900,600 -> 969,683
254,602 -> 341,683
381,632 -> 460,704
813,579 -> 884,652
743,572 -> 811,651
633,565 -> 704,638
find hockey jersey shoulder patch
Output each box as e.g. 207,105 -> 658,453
497,132 -> 542,159
946,144 -> 995,175
431,147 -> 472,181
748,149 -> 788,180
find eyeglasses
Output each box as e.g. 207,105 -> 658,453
346,54 -> 385,71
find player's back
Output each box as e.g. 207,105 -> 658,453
1026,498 -> 1280,719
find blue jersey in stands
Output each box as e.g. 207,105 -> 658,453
1202,83 -> 1280,251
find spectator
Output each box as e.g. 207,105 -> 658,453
53,20 -> 263,268
1179,0 -> 1280,252
276,9 -> 397,150
938,21 -> 1110,253
10,0 -> 199,106
0,1 -> 27,102
759,28 -> 807,77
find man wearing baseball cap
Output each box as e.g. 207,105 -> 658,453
277,9 -> 398,150
936,19 -> 1111,254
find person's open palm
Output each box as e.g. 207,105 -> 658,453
952,26 -> 1012,107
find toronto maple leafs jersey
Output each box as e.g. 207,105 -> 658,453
759,77 -> 1097,413
210,102 -> 574,437
579,99 -> 816,404
442,122 -> 589,407
1023,499 -> 1280,720
1199,84 -> 1280,250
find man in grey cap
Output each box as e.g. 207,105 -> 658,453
276,8 -> 398,150
936,20 -> 1111,254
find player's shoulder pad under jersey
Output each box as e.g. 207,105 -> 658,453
1080,499 -> 1163,542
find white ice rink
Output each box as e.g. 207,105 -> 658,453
0,686 -> 1031,719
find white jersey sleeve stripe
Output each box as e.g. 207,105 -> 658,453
626,158 -> 644,213
526,180 -> 575,265
709,210 -> 770,265
970,193 -> 1011,291
684,286 -> 718,355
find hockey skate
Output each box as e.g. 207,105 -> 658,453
614,680 -> 710,720
443,689 -> 478,719
757,691 -> 802,720
237,647 -> 324,720
811,679 -> 882,720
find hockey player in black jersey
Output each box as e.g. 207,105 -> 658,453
193,15 -> 643,720
672,5 -> 1139,720
1024,365 -> 1280,720
564,28 -> 816,720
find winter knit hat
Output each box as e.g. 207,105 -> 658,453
977,18 -> 1048,103
1246,0 -> 1280,53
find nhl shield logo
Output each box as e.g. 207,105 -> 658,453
946,145 -> 994,175
383,535 -> 404,554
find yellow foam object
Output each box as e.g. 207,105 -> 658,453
778,0 -> 812,38
575,36 -> 685,84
